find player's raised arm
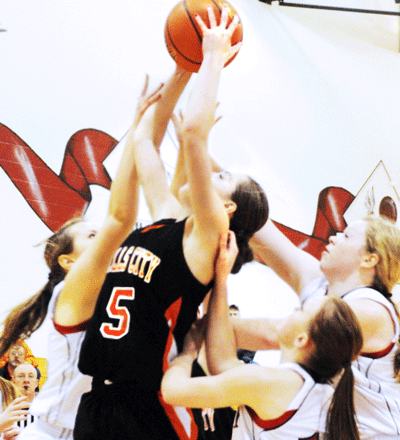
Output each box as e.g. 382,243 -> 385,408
180,7 -> 241,261
54,79 -> 161,325
132,68 -> 192,222
250,218 -> 323,295
206,232 -> 242,375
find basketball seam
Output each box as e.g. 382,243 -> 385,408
165,0 -> 242,71
183,0 -> 203,44
210,0 -> 222,13
211,0 -> 242,26
165,22 -> 202,66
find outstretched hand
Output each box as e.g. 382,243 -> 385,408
195,5 -> 241,67
215,231 -> 238,280
171,111 -> 185,147
131,75 -> 163,131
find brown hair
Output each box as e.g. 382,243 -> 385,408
0,218 -> 82,359
229,177 -> 269,274
0,377 -> 20,410
363,216 -> 400,382
306,297 -> 363,440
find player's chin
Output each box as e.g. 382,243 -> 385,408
319,253 -> 329,270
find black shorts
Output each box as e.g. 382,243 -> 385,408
73,382 -> 185,440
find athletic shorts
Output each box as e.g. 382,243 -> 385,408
73,382 -> 189,440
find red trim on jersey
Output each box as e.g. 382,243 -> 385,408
159,392 -> 198,440
246,406 -> 297,430
163,298 -> 182,373
52,319 -> 89,335
361,342 -> 395,359
159,298 -> 198,440
141,224 -> 165,233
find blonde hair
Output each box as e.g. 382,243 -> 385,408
364,216 -> 400,296
0,377 -> 20,410
363,216 -> 400,382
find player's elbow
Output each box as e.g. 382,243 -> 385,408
161,380 -> 182,407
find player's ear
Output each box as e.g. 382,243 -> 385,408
224,201 -> 237,217
294,332 -> 310,349
360,252 -> 379,269
58,254 -> 76,273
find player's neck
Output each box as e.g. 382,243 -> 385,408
327,274 -> 369,298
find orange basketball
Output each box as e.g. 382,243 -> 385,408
165,0 -> 243,73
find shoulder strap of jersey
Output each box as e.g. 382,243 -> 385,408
343,287 -> 399,339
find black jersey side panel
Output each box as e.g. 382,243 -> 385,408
78,219 -> 210,390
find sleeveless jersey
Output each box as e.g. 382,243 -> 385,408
78,218 -> 211,391
232,362 -> 329,440
301,278 -> 400,439
20,281 -> 91,439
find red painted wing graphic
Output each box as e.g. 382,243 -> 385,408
0,123 -> 118,231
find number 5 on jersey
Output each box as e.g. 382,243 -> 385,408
100,287 -> 135,339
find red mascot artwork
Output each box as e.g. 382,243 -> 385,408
0,122 -> 363,261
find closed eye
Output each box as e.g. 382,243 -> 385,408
220,171 -> 231,179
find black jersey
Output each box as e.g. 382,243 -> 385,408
191,360 -> 236,440
78,218 -> 211,391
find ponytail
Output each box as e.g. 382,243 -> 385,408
0,276 -> 63,359
0,217 -> 81,359
306,297 -> 362,440
325,363 -> 359,440
231,231 -> 253,274
229,177 -> 269,274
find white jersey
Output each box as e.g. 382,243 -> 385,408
231,362 -> 330,440
301,278 -> 400,440
18,282 -> 92,440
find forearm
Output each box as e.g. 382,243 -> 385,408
107,77 -> 165,229
152,66 -> 192,149
206,276 -> 241,375
232,317 -> 281,351
170,147 -> 221,200
161,350 -> 197,405
183,54 -> 222,142
133,136 -> 174,221
170,141 -> 186,199
107,125 -> 139,232
250,219 -> 321,294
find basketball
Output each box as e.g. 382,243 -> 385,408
165,0 -> 243,73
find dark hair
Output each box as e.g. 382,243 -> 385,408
0,218 -> 82,359
229,177 -> 269,274
229,304 -> 239,311
306,297 -> 363,440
